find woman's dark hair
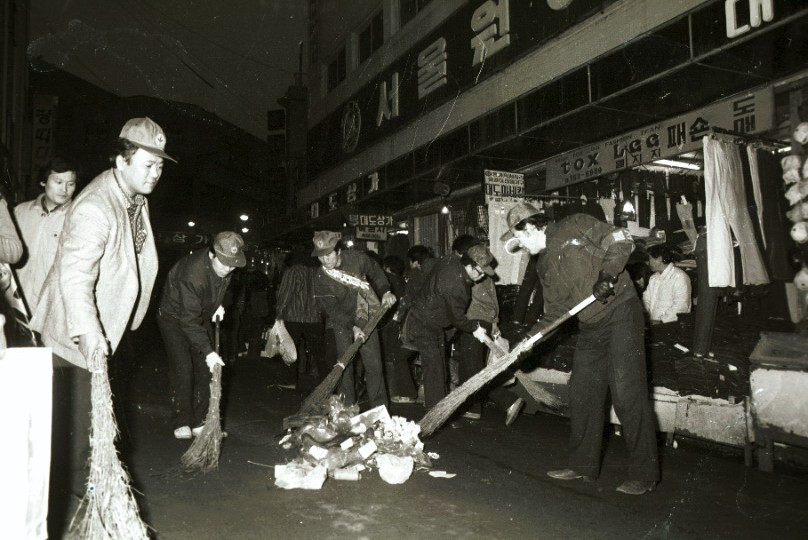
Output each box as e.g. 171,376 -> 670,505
407,245 -> 433,264
451,234 -> 478,255
37,157 -> 79,185
110,138 -> 141,165
287,245 -> 317,267
383,255 -> 405,275
647,245 -> 675,264
514,213 -> 550,232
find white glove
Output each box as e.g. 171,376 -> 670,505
212,305 -> 225,322
472,325 -> 488,343
352,325 -> 366,343
381,291 -> 397,309
205,351 -> 225,373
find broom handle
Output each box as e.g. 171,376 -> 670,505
333,304 -> 390,370
214,317 -> 221,354
517,295 -> 596,353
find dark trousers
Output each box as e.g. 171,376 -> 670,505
381,321 -> 418,399
51,355 -> 92,495
285,320 -> 327,389
408,316 -> 446,410
457,320 -> 492,413
332,323 -> 388,409
157,312 -> 212,429
568,297 -> 659,482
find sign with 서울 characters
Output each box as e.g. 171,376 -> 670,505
545,88 -> 774,190
484,170 -> 524,203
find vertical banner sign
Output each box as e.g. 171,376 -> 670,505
31,95 -> 58,187
484,169 -> 524,203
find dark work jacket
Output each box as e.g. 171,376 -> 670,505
409,254 -> 476,334
531,213 -> 636,333
276,264 -> 320,323
159,249 -> 232,356
313,249 -> 391,331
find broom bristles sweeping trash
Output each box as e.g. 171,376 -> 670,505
418,295 -> 597,437
75,350 -> 149,540
182,318 -> 224,473
292,305 -> 390,417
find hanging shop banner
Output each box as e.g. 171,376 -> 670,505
347,214 -> 394,227
545,88 -> 774,190
484,169 -> 524,203
355,225 -> 389,241
31,95 -> 58,185
155,232 -> 210,250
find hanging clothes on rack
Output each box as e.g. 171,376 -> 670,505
702,135 -> 770,288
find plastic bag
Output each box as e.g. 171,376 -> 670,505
263,320 -> 297,365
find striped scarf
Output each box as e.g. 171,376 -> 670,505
322,267 -> 380,322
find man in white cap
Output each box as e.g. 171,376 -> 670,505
31,117 -> 174,497
312,231 -> 396,409
501,202 -> 659,496
157,231 -> 245,439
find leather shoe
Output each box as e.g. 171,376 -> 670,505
616,480 -> 656,495
505,398 -> 525,426
547,468 -> 593,482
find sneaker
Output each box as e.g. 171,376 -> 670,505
391,396 -> 416,404
174,426 -> 192,439
462,411 -> 481,420
505,398 -> 525,426
192,425 -> 228,438
616,480 -> 656,495
547,469 -> 594,482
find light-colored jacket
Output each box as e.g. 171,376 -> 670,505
14,194 -> 72,312
642,263 -> 692,323
31,168 -> 158,368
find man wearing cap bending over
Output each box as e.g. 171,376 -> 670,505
312,231 -> 396,409
405,244 -> 493,412
31,117 -> 174,497
157,232 -> 245,439
502,202 -> 658,496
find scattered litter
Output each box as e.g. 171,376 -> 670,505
377,454 -> 414,484
429,471 -> 456,479
274,461 -> 327,490
727,364 -> 737,372
276,395 -> 432,489
427,452 -> 440,460
673,343 -> 689,353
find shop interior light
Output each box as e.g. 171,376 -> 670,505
346,239 -> 355,248
187,221 -> 195,227
241,227 -> 249,233
653,159 -> 701,170
777,146 -> 792,154
240,214 -> 249,221
441,205 -> 450,215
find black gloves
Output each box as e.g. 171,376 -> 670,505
593,270 -> 618,303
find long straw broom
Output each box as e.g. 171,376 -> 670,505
418,295 -> 597,437
75,350 -> 149,540
292,305 -> 390,416
478,333 -> 563,411
181,318 -> 224,473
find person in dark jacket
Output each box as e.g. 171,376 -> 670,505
312,230 -> 396,409
405,245 -> 493,411
275,247 -> 326,391
502,202 -> 659,496
157,231 -> 246,439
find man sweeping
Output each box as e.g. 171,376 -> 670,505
157,231 -> 245,439
311,231 -> 396,409
502,202 -> 659,496
31,117 -> 171,516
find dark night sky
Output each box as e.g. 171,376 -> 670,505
28,0 -> 308,140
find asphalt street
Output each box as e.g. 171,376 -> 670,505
48,325 -> 808,539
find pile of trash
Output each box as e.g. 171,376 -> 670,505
274,396 -> 433,489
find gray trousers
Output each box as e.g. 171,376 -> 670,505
332,323 -> 388,409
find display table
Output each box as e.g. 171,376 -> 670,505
749,332 -> 808,472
